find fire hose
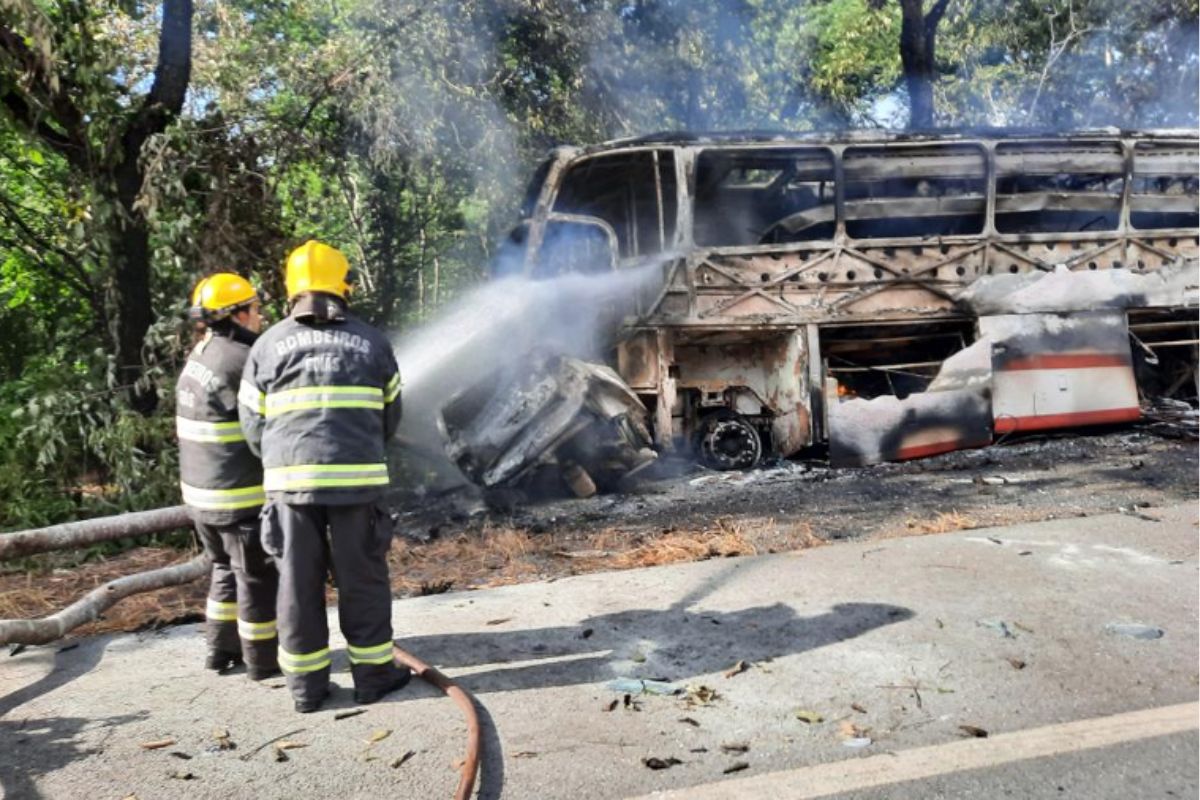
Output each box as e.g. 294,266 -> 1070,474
0,509 -> 484,799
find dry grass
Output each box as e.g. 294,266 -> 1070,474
905,510 -> 976,535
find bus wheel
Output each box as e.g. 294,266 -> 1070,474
696,411 -> 762,471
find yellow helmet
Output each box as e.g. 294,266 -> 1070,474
190,272 -> 258,322
285,240 -> 352,300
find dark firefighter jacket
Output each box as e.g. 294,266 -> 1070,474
176,326 -> 265,524
238,294 -> 401,505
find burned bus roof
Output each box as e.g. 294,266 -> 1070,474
569,127 -> 1200,155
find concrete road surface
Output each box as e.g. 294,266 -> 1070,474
1,503 -> 1196,799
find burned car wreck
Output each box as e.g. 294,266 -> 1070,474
435,129 -> 1198,493
438,354 -> 657,499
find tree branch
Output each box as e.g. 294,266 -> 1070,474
0,554 -> 209,645
924,0 -> 952,34
123,0 -> 192,159
0,23 -> 89,168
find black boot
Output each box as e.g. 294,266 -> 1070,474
353,665 -> 412,705
205,650 -> 243,672
294,689 -> 329,714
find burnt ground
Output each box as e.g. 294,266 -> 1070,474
398,423 -> 1198,544
2,424 -> 1195,640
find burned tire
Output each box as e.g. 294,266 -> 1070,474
695,411 -> 763,471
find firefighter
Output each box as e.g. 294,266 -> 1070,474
178,273 -> 279,680
239,241 -> 408,714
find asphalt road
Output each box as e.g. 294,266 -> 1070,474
1,503 -> 1196,799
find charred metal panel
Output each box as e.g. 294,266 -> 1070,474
826,339 -> 993,467
982,312 -> 1140,434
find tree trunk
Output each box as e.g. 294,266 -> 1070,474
0,505 -> 191,561
110,163 -> 157,411
898,0 -> 951,129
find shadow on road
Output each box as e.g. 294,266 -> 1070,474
0,639 -> 145,799
394,600 -> 914,695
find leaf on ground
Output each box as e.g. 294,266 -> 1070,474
850,703 -> 868,714
391,750 -> 416,769
485,617 -> 512,626
140,738 -> 175,750
169,752 -> 192,760
334,709 -> 366,721
1006,657 -> 1027,670
958,725 -> 989,738
642,756 -> 682,770
169,771 -> 196,780
723,660 -> 748,679
579,628 -> 594,639
720,742 -> 749,754
273,746 -> 289,763
794,709 -> 824,724
604,699 -> 619,712
213,729 -> 235,751
685,685 -> 719,706
1012,621 -> 1034,634
689,747 -> 709,753
677,717 -> 700,727
512,751 -> 538,758
723,762 -> 750,774
837,721 -> 871,739
366,729 -> 391,744
630,650 -> 646,663
276,740 -> 307,751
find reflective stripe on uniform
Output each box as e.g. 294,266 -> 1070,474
180,481 -> 266,510
264,385 -> 384,417
263,463 -> 389,492
279,646 -> 331,674
384,372 -> 402,403
206,599 -> 238,622
176,417 -> 246,444
347,641 -> 394,665
238,380 -> 266,415
238,618 -> 278,641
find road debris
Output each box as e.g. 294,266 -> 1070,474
723,762 -> 750,774
168,770 -> 196,780
794,709 -> 824,724
1006,657 -> 1027,670
334,709 -> 367,721
842,737 -> 873,749
850,702 -> 868,714
958,725 -> 989,738
976,619 -> 1016,638
366,729 -> 392,744
677,717 -> 700,727
684,685 -> 719,706
140,738 -> 175,750
1104,622 -> 1165,640
723,660 -> 749,679
485,617 -> 512,626
719,742 -> 749,754
238,727 -> 306,762
603,699 -> 619,712
213,728 -> 235,751
642,756 -> 683,770
607,678 -> 681,696
169,752 -> 191,760
391,751 -> 416,769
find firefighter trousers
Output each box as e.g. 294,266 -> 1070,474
261,501 -> 398,706
195,517 -> 279,672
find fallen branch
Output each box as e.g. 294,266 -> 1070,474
0,505 -> 192,561
0,553 -> 209,645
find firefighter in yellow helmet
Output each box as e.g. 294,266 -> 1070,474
177,273 -> 279,680
239,241 -> 407,713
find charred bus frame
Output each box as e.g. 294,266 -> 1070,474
507,130 -> 1199,467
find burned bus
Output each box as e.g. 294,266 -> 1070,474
493,129 -> 1198,471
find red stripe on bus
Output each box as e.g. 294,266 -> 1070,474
994,407 -> 1141,434
895,439 -> 985,461
999,353 -> 1131,371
